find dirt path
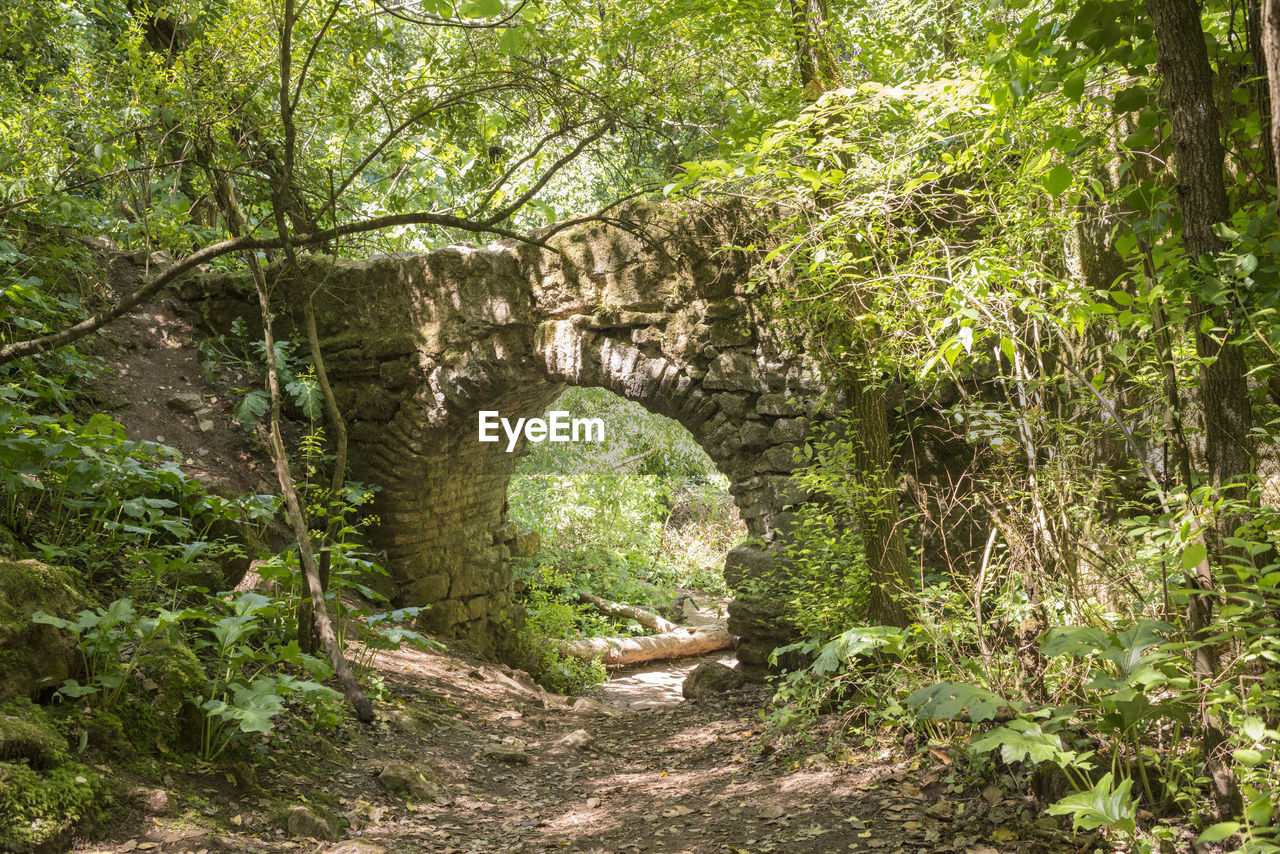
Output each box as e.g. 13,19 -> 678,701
71,640 -> 1080,854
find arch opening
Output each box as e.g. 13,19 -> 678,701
506,386 -> 746,599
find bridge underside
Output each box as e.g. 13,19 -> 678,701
197,201 -> 829,669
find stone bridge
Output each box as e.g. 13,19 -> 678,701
196,201 -> 828,669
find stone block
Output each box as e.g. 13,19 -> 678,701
738,421 -> 769,449
715,393 -> 750,419
759,474 -> 809,508
450,569 -> 492,599
754,444 -> 798,472
756,393 -> 799,416
380,359 -> 416,389
491,564 -> 513,591
0,559 -> 89,701
287,805 -> 339,841
768,417 -> 806,444
682,660 -> 747,699
726,597 -> 788,637
355,386 -> 400,422
510,529 -> 541,558
723,544 -> 777,588
403,572 -> 450,604
378,763 -> 439,800
704,351 -> 766,391
426,599 -> 468,629
709,322 -> 754,348
703,298 -> 745,319
466,596 -> 491,620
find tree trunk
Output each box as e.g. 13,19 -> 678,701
1264,0 -> 1280,189
206,163 -> 373,724
561,625 -> 735,668
1249,0 -> 1278,191
1147,0 -> 1251,814
790,0 -> 914,628
1147,0 -> 1254,495
845,377 -> 913,627
575,592 -> 679,634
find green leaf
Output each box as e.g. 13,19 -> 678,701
1113,86 -> 1148,113
1042,164 -> 1073,195
498,25 -> 526,54
1181,542 -> 1207,570
234,390 -> 268,428
999,336 -> 1016,364
463,0 -> 503,16
285,376 -> 322,420
1232,748 -> 1264,767
1196,822 -> 1240,843
971,719 -> 1093,770
31,610 -> 77,632
906,681 -> 1005,723
1046,773 -> 1136,836
1040,626 -> 1109,658
1212,223 -> 1241,241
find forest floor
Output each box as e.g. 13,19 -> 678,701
68,640 -> 1084,854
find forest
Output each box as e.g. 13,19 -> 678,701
1,0 -> 1279,852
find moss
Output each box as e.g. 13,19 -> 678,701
0,699 -> 101,851
142,634 -> 208,753
74,708 -> 132,760
0,559 -> 90,702
0,760 -> 101,851
0,715 -> 66,770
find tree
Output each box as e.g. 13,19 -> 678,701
787,0 -> 913,628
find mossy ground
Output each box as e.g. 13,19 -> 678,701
0,700 -> 101,852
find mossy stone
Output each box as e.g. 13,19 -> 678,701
0,760 -> 100,851
140,634 -> 208,752
0,559 -> 90,702
0,699 -> 100,851
0,700 -> 68,768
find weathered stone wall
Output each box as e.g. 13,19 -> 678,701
196,200 -> 825,667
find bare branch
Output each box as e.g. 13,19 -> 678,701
291,0 -> 344,112
480,121 -> 613,225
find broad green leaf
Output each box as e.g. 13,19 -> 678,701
1233,748 -> 1264,767
1046,773 -> 1136,836
1196,823 -> 1240,843
463,0 -> 504,17
1040,626 -> 1108,658
906,682 -> 1005,723
234,390 -> 268,428
498,25 -> 526,54
1181,542 -> 1207,570
1042,164 -> 1073,195
1112,86 -> 1148,113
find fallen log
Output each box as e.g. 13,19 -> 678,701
561,624 -> 735,667
575,591 -> 679,634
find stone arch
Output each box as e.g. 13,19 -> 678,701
196,200 -> 825,668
